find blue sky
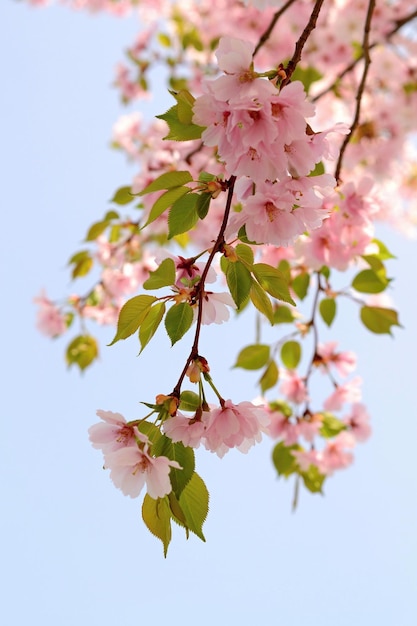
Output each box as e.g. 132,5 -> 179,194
1,2 -> 416,625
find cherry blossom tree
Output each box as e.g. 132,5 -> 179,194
30,0 -> 417,555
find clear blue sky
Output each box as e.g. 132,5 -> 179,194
1,2 -> 416,625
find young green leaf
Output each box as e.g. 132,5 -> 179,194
280,341 -> 302,369
157,105 -> 205,141
142,495 -> 172,557
165,302 -> 194,345
319,298 -> 336,327
234,344 -> 270,370
259,360 -> 279,393
139,302 -> 166,353
225,260 -> 252,309
292,272 -> 310,300
109,295 -> 157,345
144,186 -> 191,227
138,171 -> 193,196
272,442 -> 299,477
301,466 -> 326,493
320,413 -> 347,437
360,306 -> 401,335
143,258 -> 176,290
168,193 -> 199,238
273,305 -> 295,324
66,335 -> 98,371
110,186 -> 134,205
252,263 -> 295,305
178,472 -> 209,542
196,192 -> 211,219
179,390 -> 201,412
352,269 -> 389,293
250,280 -> 274,325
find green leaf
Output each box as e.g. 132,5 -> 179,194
273,305 -> 295,324
167,492 -> 189,537
165,302 -> 194,345
360,306 -> 401,335
139,302 -> 166,353
196,192 -> 211,219
291,65 -> 323,93
259,360 -> 279,393
352,269 -> 389,293
250,281 -> 274,325
319,298 -> 336,327
143,258 -> 176,290
280,341 -> 301,369
252,263 -> 295,305
309,161 -> 325,176
152,438 -> 195,498
234,344 -> 270,370
225,260 -> 252,309
178,472 -> 209,542
272,442 -> 298,477
371,239 -> 395,260
292,272 -> 310,300
142,495 -> 172,557
179,390 -> 201,412
137,422 -> 163,449
109,295 -> 157,345
301,466 -> 326,493
68,250 -> 93,279
138,171 -> 193,196
144,186 -> 191,227
157,102 -> 205,141
168,193 -> 199,238
235,243 -> 254,267
66,335 -> 98,371
320,413 -> 347,438
85,220 -> 110,241
175,89 -> 196,124
361,254 -> 386,273
111,186 -> 134,205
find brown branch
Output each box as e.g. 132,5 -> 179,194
312,7 -> 417,102
253,0 -> 298,58
334,0 -> 375,183
172,176 -> 236,397
280,0 -> 326,88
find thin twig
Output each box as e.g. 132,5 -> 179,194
281,0 -> 326,88
312,7 -> 417,102
253,0 -> 298,58
172,176 -> 236,397
334,0 -> 376,183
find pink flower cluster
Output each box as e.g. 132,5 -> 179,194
193,37 -> 347,246
34,291 -> 67,337
89,410 -> 181,499
164,399 -> 270,458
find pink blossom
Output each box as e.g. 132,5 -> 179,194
105,444 -> 182,499
88,410 -> 137,454
203,400 -> 270,457
34,292 -> 67,337
292,448 -> 322,472
297,414 -> 323,442
344,403 -> 372,442
215,36 -> 254,75
280,370 -> 309,405
197,291 -> 236,325
316,342 -> 357,377
324,377 -> 362,411
266,410 -> 299,445
318,432 -> 355,475
163,413 -> 206,448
